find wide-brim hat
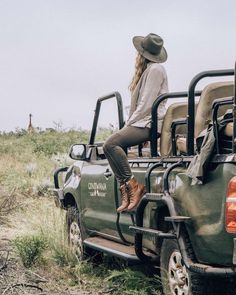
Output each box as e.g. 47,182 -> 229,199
133,33 -> 167,63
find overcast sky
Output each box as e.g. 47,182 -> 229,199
0,0 -> 235,132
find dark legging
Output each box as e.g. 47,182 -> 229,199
103,126 -> 150,183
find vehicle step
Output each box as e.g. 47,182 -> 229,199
165,216 -> 191,223
84,237 -> 140,261
145,193 -> 163,201
129,226 -> 176,239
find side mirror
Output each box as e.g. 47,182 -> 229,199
69,144 -> 87,160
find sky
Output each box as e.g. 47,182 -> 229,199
0,0 -> 236,132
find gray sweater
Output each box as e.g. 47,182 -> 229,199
126,62 -> 168,133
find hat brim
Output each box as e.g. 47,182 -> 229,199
133,36 -> 167,63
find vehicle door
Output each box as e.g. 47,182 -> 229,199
80,92 -> 127,239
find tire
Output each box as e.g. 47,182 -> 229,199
66,206 -> 103,263
160,239 -> 205,295
66,206 -> 85,261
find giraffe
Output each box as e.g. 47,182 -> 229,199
27,113 -> 34,133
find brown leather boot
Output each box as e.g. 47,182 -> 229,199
126,178 -> 145,211
117,184 -> 129,213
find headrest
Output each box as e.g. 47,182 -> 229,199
195,81 -> 234,137
160,102 -> 188,156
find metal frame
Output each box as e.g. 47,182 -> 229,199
132,161 -> 184,261
54,166 -> 68,189
89,91 -> 125,145
145,161 -> 163,192
212,98 -> 233,154
187,69 -> 234,155
131,160 -> 236,276
233,62 -> 236,153
88,69 -> 235,157
132,161 -> 183,262
171,119 -> 187,156
150,91 -> 201,157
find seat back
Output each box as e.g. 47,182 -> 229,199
160,102 -> 188,156
195,81 -> 234,137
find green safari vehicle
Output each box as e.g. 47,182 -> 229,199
54,63 -> 236,295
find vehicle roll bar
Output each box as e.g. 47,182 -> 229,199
187,69 -> 234,155
151,91 -> 201,157
212,98 -> 233,154
233,62 -> 236,153
89,92 -> 125,145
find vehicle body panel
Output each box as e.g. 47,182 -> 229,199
174,162 -> 236,265
62,156 -> 236,266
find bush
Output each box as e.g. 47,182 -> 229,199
29,130 -> 89,157
13,235 -> 47,267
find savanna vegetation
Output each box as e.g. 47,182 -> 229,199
0,129 -> 163,295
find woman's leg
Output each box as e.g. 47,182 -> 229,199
103,126 -> 150,183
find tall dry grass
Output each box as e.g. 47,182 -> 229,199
0,130 -> 163,295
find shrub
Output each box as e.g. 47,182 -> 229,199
13,235 -> 47,267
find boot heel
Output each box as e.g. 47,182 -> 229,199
126,178 -> 145,211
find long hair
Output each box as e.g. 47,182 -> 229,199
129,53 -> 149,93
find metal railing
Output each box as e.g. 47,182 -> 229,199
89,91 -> 124,145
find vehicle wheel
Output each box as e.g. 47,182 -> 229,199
66,206 -> 103,263
66,206 -> 85,261
160,239 -> 205,295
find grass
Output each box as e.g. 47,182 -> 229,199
13,235 -> 47,268
0,129 -> 163,295
0,189 -> 17,225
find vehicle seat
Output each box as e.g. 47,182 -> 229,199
127,144 -> 151,158
160,102 -> 188,157
176,81 -> 234,154
195,81 -> 234,137
129,100 -> 189,157
224,122 -> 233,137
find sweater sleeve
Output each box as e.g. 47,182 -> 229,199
126,65 -> 164,126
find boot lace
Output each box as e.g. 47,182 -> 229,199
120,185 -> 128,202
126,182 -> 135,201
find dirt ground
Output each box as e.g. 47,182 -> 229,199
0,233 -> 104,295
0,189 -> 103,295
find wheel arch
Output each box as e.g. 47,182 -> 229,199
63,193 -> 77,209
154,203 -> 199,271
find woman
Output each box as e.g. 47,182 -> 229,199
103,33 -> 168,212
